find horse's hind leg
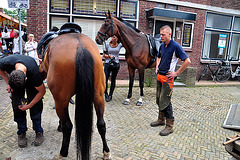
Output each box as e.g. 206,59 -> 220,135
94,98 -> 110,159
55,102 -> 73,157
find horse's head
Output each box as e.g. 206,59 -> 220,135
95,10 -> 118,45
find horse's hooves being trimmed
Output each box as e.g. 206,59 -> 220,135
103,151 -> 111,160
136,101 -> 142,106
52,153 -> 66,160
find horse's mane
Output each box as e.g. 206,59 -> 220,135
116,17 -> 141,33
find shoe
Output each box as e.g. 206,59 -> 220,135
69,98 -> 75,104
18,133 -> 27,148
159,119 -> 174,136
34,132 -> 44,146
106,95 -> 112,102
150,112 -> 165,127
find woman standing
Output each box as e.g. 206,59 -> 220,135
103,35 -> 122,102
25,34 -> 40,65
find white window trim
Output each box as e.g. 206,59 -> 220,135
182,22 -> 194,49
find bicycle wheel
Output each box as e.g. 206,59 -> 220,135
216,67 -> 231,82
198,67 -> 207,82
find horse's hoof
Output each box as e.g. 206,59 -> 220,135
136,101 -> 142,106
52,153 -> 66,160
123,101 -> 129,105
103,151 -> 111,160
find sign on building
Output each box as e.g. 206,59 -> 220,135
8,0 -> 29,9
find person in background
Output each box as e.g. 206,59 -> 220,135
12,30 -> 25,54
103,35 -> 122,102
150,25 -> 191,136
0,54 -> 46,148
25,34 -> 40,65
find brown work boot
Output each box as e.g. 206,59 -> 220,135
159,119 -> 174,136
150,112 -> 165,127
34,132 -> 44,146
18,133 -> 27,148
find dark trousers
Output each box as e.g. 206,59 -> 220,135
104,63 -> 120,96
156,80 -> 174,119
12,82 -> 43,135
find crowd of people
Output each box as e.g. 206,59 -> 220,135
0,24 -> 191,154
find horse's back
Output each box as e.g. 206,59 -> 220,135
46,33 -> 105,99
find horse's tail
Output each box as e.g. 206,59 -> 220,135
75,46 -> 94,160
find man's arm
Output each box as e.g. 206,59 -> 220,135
0,69 -> 11,93
166,58 -> 191,79
18,83 -> 46,111
155,57 -> 161,74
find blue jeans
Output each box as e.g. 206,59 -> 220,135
12,81 -> 44,135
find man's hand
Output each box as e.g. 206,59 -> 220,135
18,104 -> 29,111
166,72 -> 178,80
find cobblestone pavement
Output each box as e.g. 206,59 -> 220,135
0,79 -> 240,160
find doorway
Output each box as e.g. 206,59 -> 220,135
155,20 -> 174,36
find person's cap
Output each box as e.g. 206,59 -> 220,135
29,34 -> 34,37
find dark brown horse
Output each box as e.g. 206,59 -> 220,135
95,11 -> 155,106
39,33 -> 110,160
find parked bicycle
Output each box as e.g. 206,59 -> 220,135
217,58 -> 240,82
198,60 -> 230,82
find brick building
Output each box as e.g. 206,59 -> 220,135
27,0 -> 240,80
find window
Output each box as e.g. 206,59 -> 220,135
50,16 -> 69,30
73,0 -> 116,16
167,4 -> 177,10
233,17 -> 240,31
48,0 -> 138,55
202,13 -> 240,61
50,0 -> 70,13
202,31 -> 229,59
182,23 -> 194,48
156,3 -> 165,8
229,34 -> 240,60
120,0 -> 137,19
206,13 -> 232,30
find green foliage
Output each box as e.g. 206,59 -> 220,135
3,8 -> 27,23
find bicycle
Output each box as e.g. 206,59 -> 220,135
217,58 -> 240,82
198,60 -> 230,82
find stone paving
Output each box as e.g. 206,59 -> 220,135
0,79 -> 240,160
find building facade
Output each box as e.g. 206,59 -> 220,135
27,0 -> 240,80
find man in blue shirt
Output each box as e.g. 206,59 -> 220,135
150,25 -> 191,136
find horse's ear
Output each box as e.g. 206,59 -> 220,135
108,10 -> 113,19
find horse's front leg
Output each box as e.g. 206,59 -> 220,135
94,97 -> 111,160
136,67 -> 145,106
124,67 -> 135,105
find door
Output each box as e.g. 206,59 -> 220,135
155,20 -> 174,36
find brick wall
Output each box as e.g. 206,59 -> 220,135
27,0 -> 47,42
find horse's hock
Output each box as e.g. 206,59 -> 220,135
144,65 -> 197,87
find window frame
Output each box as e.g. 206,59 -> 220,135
49,0 -> 70,14
201,12 -> 240,62
181,22 -> 194,49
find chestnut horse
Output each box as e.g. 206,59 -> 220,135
39,33 -> 110,160
95,11 -> 155,106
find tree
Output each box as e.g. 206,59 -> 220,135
3,8 -> 27,23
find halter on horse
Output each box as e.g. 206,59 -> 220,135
96,11 -> 156,106
38,23 -> 110,160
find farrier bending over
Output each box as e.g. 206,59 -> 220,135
0,54 -> 46,148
